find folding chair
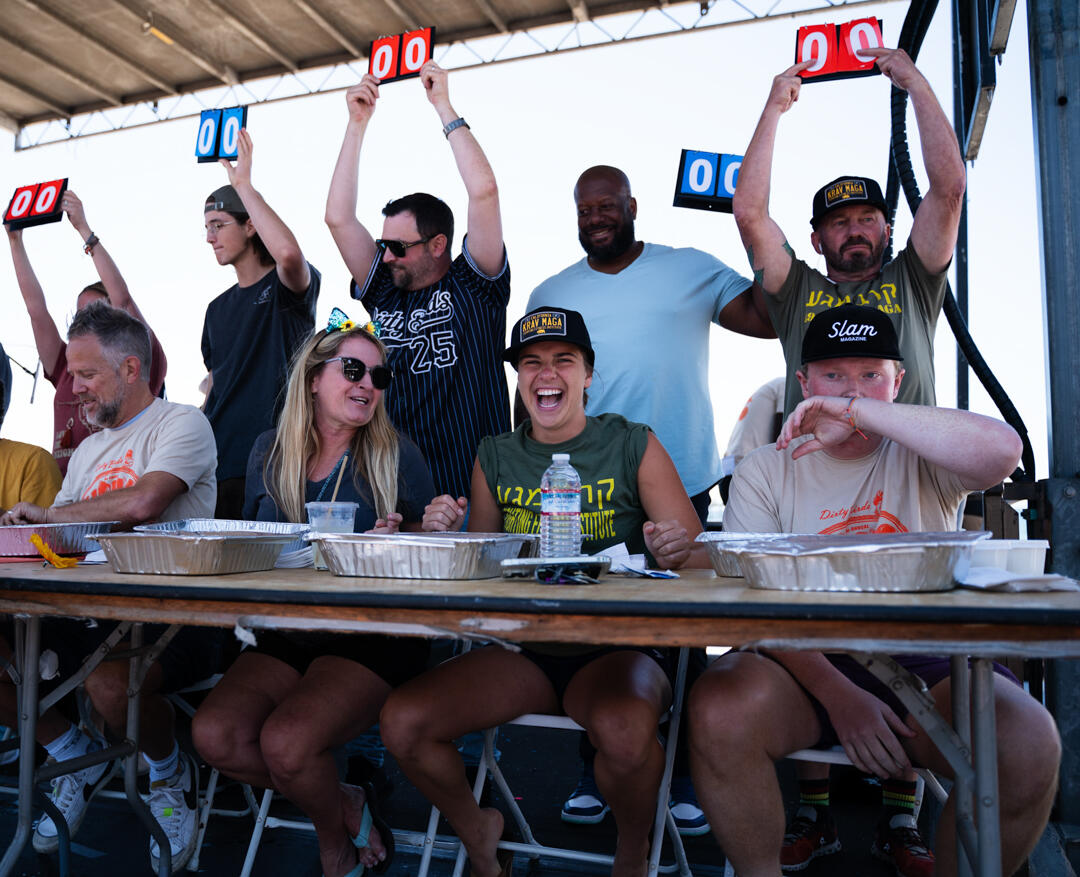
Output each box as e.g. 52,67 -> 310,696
415,646 -> 694,877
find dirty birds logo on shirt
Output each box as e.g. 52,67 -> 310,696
81,449 -> 140,499
817,489 -> 907,535
825,179 -> 868,208
371,290 -> 459,375
519,311 -> 566,343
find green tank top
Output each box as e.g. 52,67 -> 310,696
476,413 -> 651,556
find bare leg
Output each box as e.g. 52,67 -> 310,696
84,652 -> 174,759
902,674 -> 1061,876
688,652 -> 822,877
192,652 -> 300,788
381,646 -> 559,877
259,656 -> 391,877
563,651 -> 671,877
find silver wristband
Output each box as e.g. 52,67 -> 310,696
442,117 -> 469,138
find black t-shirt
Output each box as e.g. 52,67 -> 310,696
353,238 -> 511,499
242,428 -> 435,530
201,264 -> 320,480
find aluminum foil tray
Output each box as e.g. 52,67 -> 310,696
0,521 -> 118,557
135,518 -> 310,554
314,532 -> 539,579
90,531 -> 297,575
695,531 -> 790,578
729,532 -> 986,592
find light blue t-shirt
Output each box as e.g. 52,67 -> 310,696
528,243 -> 751,496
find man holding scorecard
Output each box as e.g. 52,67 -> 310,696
326,59 -> 510,502
733,47 -> 967,418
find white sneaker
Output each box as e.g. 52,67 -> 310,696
32,747 -> 116,853
148,752 -> 199,874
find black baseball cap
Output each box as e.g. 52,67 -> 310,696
204,185 -> 247,215
801,304 -> 903,364
503,307 -> 595,367
811,176 -> 887,227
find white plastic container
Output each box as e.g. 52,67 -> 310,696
969,538 -> 1049,576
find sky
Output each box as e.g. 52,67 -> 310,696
0,1 -> 1051,489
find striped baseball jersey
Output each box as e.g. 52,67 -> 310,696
354,238 -> 511,498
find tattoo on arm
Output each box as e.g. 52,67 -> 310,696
783,240 -> 794,257
747,244 -> 764,285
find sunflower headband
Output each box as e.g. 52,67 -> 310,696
325,307 -> 381,338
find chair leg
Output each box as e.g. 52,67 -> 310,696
238,788 -> 274,877
416,804 -> 442,877
483,728 -> 538,850
649,647 -> 690,877
188,766 -> 219,871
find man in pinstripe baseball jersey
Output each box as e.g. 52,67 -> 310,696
327,61 -> 509,499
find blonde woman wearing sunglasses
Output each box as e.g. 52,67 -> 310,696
193,311 -> 435,877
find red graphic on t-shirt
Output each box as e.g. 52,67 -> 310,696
80,449 -> 140,500
816,489 -> 908,535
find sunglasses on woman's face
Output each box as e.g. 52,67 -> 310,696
376,236 -> 431,258
323,356 -> 393,389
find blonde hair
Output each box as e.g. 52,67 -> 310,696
265,326 -> 400,523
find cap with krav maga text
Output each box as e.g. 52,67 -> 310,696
801,303 -> 903,364
503,307 -> 595,367
810,175 -> 888,227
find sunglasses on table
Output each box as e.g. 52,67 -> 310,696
323,357 -> 393,389
376,236 -> 432,258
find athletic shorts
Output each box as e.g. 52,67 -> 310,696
518,645 -> 675,708
771,652 -> 1019,749
246,630 -> 430,689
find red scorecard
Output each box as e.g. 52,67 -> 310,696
3,179 -> 68,230
368,27 -> 434,83
796,18 -> 883,83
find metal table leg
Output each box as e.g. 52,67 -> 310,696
0,615 -> 40,877
953,655 -> 975,877
972,658 -> 1002,877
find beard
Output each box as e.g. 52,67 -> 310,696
822,231 -> 888,274
85,394 -> 124,428
388,263 -> 413,290
578,215 -> 636,263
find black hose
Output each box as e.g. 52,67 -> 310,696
885,0 -> 1036,481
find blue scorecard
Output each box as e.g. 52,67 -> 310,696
673,149 -> 742,213
195,106 -> 249,163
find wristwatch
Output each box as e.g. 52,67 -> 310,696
442,117 -> 470,138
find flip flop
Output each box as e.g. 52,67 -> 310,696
351,780 -> 394,875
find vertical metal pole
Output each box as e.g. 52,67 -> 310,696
0,616 -> 40,877
951,0 -> 970,409
951,656 -> 974,877
972,659 -> 1002,877
1027,4 -> 1080,865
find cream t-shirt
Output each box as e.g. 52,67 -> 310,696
725,435 -> 968,535
55,398 -> 217,522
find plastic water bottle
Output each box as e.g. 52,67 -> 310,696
540,453 -> 582,557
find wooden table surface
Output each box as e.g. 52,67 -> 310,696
2,563 -> 1079,655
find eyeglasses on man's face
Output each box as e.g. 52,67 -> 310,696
204,220 -> 238,237
322,356 -> 393,390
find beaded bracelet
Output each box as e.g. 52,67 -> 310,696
844,397 -> 869,440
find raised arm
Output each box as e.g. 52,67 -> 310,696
325,76 -> 382,284
732,61 -> 813,294
636,433 -> 708,569
865,48 -> 966,273
62,190 -> 147,323
420,61 -> 504,276
221,129 -> 311,293
6,226 -> 63,373
779,396 -> 1022,489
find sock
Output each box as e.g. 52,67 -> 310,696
44,724 -> 93,762
881,778 -> 918,829
145,741 -> 180,784
795,778 -> 830,822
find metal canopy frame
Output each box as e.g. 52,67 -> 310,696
7,0 -> 895,150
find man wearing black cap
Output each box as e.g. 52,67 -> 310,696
202,127 -> 320,517
733,49 -> 967,417
687,305 -> 1060,877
